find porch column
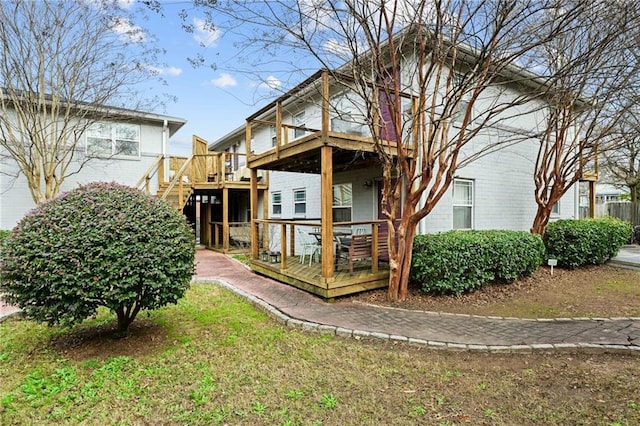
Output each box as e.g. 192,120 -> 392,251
201,201 -> 211,247
321,145 -> 334,279
250,168 -> 259,260
223,188 -> 229,251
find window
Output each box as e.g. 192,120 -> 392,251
332,183 -> 352,222
453,179 -> 473,229
272,192 -> 282,216
294,111 -> 306,139
452,72 -> 472,126
293,189 -> 306,216
270,126 -> 277,147
87,122 -> 140,157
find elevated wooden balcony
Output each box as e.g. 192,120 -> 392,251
136,135 -> 267,211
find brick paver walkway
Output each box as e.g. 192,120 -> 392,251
3,249 -> 640,353
194,249 -> 640,353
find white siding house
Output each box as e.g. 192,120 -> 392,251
0,108 -> 186,230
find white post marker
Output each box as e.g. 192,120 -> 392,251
547,259 -> 558,276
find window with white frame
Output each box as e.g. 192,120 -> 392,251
294,111 -> 306,139
272,191 -> 282,216
270,126 -> 277,147
293,189 -> 306,216
453,178 -> 474,229
333,183 -> 352,222
86,122 -> 140,157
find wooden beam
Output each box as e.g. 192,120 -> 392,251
276,101 -> 282,157
250,168 -> 259,260
321,70 -> 329,138
245,120 -> 252,158
280,223 -> 288,270
320,145 -> 334,279
222,188 -> 229,251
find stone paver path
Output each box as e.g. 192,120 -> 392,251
3,248 -> 639,353
195,249 -> 640,353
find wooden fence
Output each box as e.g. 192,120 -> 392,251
603,202 -> 640,226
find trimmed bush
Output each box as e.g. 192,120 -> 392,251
543,217 -> 632,268
411,230 -> 545,295
0,182 -> 195,337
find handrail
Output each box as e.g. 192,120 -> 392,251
160,155 -> 194,208
135,154 -> 164,193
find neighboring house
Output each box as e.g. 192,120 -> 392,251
0,105 -> 186,230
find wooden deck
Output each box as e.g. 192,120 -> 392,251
251,256 -> 389,299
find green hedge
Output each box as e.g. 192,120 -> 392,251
411,230 -> 545,295
544,217 -> 631,268
0,229 -> 10,244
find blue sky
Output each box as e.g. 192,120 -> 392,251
133,2 -> 288,156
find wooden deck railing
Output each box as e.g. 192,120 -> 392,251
252,219 -> 387,276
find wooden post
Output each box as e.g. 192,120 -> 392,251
250,168 -> 259,260
201,202 -> 211,247
290,223 -> 296,262
222,188 -> 229,251
245,121 -> 252,157
589,180 -> 596,219
158,157 -> 165,187
280,223 -> 287,270
276,101 -> 282,157
371,223 -> 379,273
321,145 -> 334,279
321,70 -> 329,138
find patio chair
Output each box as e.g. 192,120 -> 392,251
297,228 -> 321,266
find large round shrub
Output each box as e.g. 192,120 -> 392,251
544,217 -> 632,268
0,182 -> 195,337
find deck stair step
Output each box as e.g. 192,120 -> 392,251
155,185 -> 193,211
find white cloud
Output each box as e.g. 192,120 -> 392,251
193,17 -> 220,47
259,76 -> 282,90
116,0 -> 135,9
211,73 -> 237,88
110,17 -> 146,43
148,66 -> 183,76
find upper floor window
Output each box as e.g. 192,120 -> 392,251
270,126 -> 277,147
272,191 -> 282,216
453,178 -> 474,229
333,183 -> 352,222
87,122 -> 140,157
293,189 -> 306,216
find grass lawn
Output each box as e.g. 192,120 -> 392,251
1,283 -> 639,425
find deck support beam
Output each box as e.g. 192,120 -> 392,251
250,168 -> 259,260
320,145 -> 334,280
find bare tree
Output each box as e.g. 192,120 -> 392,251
600,104 -> 640,203
528,1 -> 640,235
0,0 -> 164,204
184,0 -> 592,300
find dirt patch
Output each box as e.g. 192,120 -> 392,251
50,318 -> 169,361
344,265 -> 640,318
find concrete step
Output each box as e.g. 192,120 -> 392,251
608,259 -> 640,271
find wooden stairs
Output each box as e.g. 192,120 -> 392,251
157,182 -> 193,211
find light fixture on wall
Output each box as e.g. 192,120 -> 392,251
363,180 -> 372,188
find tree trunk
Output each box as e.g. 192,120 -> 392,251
114,303 -> 141,338
387,218 -> 418,301
531,205 -> 553,236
